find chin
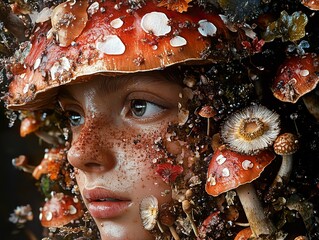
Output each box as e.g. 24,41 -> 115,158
96,220 -> 154,240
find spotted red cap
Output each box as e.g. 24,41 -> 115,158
271,53 -> 319,103
5,0 -> 250,110
205,148 -> 275,197
39,192 -> 83,228
273,133 -> 299,156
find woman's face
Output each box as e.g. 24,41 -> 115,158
58,71 -> 182,240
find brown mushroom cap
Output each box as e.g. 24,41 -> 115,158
205,148 -> 275,197
39,192 -> 83,228
271,53 -> 319,103
273,133 -> 299,156
5,0 -> 248,110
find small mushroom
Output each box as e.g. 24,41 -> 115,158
198,105 -> 216,136
20,115 -> 41,137
182,199 -> 199,237
271,53 -> 319,122
205,148 -> 276,237
271,133 -> 299,188
39,192 -> 83,228
12,155 -> 35,173
139,195 -> 161,231
159,203 -> 180,240
234,227 -> 253,240
220,105 -> 281,155
32,148 -> 65,180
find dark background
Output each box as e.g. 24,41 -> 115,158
0,106 -> 44,240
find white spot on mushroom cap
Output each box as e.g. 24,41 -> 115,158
96,35 -> 125,55
222,167 -> 230,177
141,12 -> 171,37
35,7 -> 53,23
50,57 -> 71,80
45,211 -> 53,221
170,36 -> 187,47
87,1 -> 100,16
207,173 -> 216,186
198,20 -> 217,37
110,18 -> 124,29
300,69 -> 310,77
216,154 -> 227,165
242,160 -> 254,170
68,205 -> 77,215
34,57 -> 41,70
23,84 -> 30,94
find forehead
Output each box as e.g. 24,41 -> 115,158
59,70 -> 183,96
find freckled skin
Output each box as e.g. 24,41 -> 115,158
59,72 -> 182,240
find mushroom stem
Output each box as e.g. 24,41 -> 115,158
271,155 -> 293,188
35,130 -> 63,146
167,225 -> 180,240
207,118 -> 211,136
236,183 -> 275,237
182,200 -> 199,237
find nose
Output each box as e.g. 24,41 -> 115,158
67,117 -> 117,173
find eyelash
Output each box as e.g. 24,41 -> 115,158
62,99 -> 165,128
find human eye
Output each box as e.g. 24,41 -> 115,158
64,110 -> 85,127
130,99 -> 164,119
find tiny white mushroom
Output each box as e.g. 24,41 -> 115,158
96,35 -> 126,55
170,36 -> 187,47
140,195 -> 159,231
110,18 -> 124,29
198,20 -> 217,37
141,12 -> 171,36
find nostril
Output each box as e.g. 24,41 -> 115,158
84,162 -> 105,171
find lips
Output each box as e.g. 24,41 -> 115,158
83,187 -> 131,219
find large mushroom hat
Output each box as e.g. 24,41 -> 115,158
4,0 -> 252,110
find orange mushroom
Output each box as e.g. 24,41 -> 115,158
39,192 -> 84,228
5,0 -> 252,110
205,148 -> 276,238
234,227 -> 253,240
302,0 -> 319,10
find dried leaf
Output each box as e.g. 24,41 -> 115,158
157,0 -> 193,13
263,11 -> 308,42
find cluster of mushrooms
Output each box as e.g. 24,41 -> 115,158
1,0 -> 319,240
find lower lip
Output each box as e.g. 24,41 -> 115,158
87,201 -> 131,219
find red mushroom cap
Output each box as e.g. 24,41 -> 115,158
39,192 -> 83,228
5,0 -> 247,110
302,0 -> 319,10
271,53 -> 319,103
205,148 -> 275,197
